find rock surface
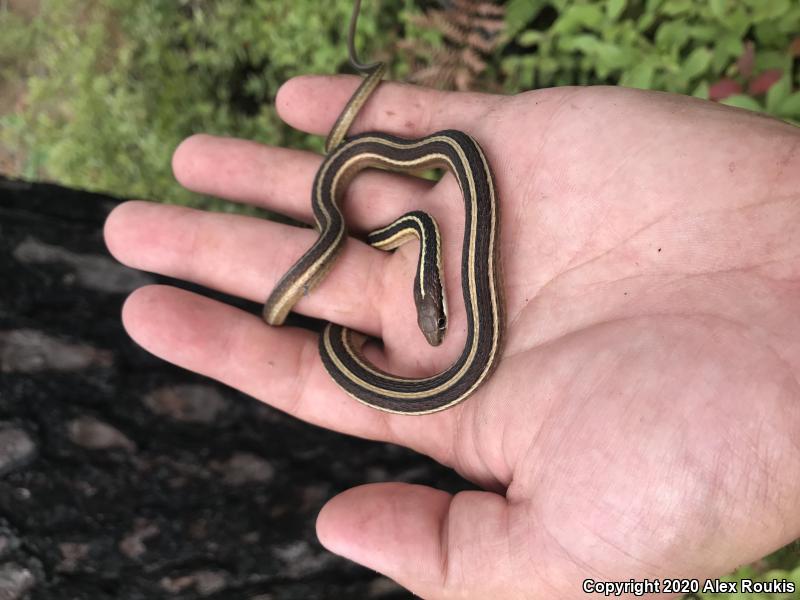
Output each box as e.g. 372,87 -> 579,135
0,177 -> 471,599
0,563 -> 36,600
0,429 -> 36,477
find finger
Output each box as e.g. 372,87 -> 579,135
276,75 -> 498,139
316,483 -> 540,598
172,134 -> 433,232
105,201 -> 384,337
121,284 -> 394,440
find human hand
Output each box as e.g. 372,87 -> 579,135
104,77 -> 800,598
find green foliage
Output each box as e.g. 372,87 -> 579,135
0,11 -> 36,70
0,0 -> 799,207
0,0 -> 400,207
501,0 -> 800,122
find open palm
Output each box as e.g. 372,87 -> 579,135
105,76 -> 800,598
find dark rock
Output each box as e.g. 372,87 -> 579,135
272,541 -> 337,578
0,428 -> 36,476
0,329 -> 112,373
56,542 -> 90,573
143,384 -> 231,424
0,563 -> 35,600
0,527 -> 20,561
118,519 -> 160,560
210,452 -> 275,485
159,570 -> 228,596
0,176 -> 471,599
13,236 -> 154,294
66,416 -> 135,451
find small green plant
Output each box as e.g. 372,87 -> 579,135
500,0 -> 800,125
0,0 -> 398,207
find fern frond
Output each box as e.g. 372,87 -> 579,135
400,0 -> 505,91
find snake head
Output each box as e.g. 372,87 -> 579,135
416,294 -> 447,347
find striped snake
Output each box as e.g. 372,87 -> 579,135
263,0 -> 503,414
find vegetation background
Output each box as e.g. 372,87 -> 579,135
0,0 -> 798,596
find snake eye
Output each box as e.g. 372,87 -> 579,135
437,317 -> 446,329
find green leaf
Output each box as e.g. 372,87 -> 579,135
621,62 -> 654,89
711,33 -> 744,72
553,4 -> 604,34
777,91 -> 800,118
662,0 -> 694,16
714,33 -> 743,61
689,24 -> 716,42
681,47 -> 712,80
636,11 -> 656,31
607,0 -> 627,22
711,0 -> 749,35
709,0 -> 729,20
595,42 -> 631,72
506,0 -> 546,37
766,73 -> 792,113
517,30 -> 544,47
655,20 -> 690,51
754,50 -> 791,72
751,0 -> 790,22
722,7 -> 750,36
558,34 -> 599,53
721,94 -> 764,112
692,80 -> 710,99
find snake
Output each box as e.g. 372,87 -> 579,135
263,0 -> 503,414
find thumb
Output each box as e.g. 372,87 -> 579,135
315,482 -> 523,598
